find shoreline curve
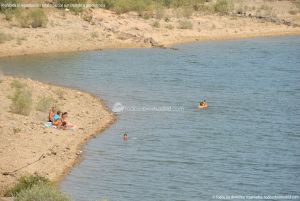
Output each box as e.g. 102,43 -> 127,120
0,75 -> 116,195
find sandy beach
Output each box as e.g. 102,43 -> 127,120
0,75 -> 115,195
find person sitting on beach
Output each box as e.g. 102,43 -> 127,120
60,112 -> 76,130
48,106 -> 56,122
52,111 -> 62,127
198,100 -> 208,109
61,112 -> 68,122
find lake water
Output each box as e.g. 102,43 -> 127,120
1,36 -> 300,201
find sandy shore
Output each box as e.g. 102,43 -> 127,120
1,6 -> 300,58
0,75 -> 116,195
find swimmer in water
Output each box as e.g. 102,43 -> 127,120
123,133 -> 128,141
198,100 -> 208,109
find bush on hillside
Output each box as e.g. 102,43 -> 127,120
152,20 -> 160,28
214,0 -> 233,14
178,20 -> 193,29
93,0 -> 115,9
5,175 -> 50,197
113,0 -> 150,14
30,9 -> 48,28
10,88 -> 32,115
15,184 -> 71,201
10,80 -> 26,89
0,0 -> 18,11
36,96 -> 54,112
181,5 -> 193,18
16,9 -> 48,28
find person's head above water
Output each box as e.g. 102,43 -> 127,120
123,133 -> 128,140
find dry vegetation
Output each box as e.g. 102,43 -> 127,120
0,0 -> 299,56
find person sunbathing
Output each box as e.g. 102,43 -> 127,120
48,106 -> 57,122
60,112 -> 76,130
52,111 -> 62,127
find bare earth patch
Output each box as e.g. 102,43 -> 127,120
0,4 -> 300,57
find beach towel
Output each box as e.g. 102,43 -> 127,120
44,122 -> 58,129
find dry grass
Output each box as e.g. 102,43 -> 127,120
152,20 -> 160,28
16,9 -> 48,28
178,20 -> 193,29
0,32 -> 13,44
36,96 -> 54,112
10,88 -> 32,116
165,24 -> 174,29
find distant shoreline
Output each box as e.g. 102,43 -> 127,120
1,30 -> 299,58
1,7 -> 300,58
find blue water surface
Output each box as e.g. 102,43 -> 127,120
1,36 -> 300,201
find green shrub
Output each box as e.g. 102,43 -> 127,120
152,20 -> 160,28
191,0 -> 207,11
2,8 -> 18,21
182,6 -> 193,18
15,183 -> 71,201
30,9 -> 48,28
113,0 -> 150,14
171,0 -> 189,8
214,0 -> 233,14
0,0 -> 19,11
36,96 -> 53,112
0,32 -> 13,44
93,0 -> 115,9
162,0 -> 172,8
10,80 -> 26,89
295,0 -> 300,9
17,12 -> 31,28
16,9 -> 48,28
10,88 -> 32,115
178,20 -> 192,29
5,175 -> 50,197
